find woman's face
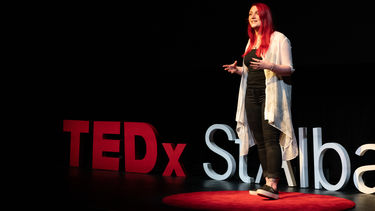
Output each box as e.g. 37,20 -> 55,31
249,6 -> 261,29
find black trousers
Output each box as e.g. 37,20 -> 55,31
245,88 -> 282,179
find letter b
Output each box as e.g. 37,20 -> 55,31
313,128 -> 351,191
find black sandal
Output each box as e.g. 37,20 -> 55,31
256,185 -> 279,199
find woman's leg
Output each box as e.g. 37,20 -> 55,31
261,100 -> 281,190
245,89 -> 268,177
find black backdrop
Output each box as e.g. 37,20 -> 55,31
49,1 -> 375,189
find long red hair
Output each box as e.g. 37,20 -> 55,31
242,3 -> 274,57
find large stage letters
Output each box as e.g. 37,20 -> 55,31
203,124 -> 296,186
312,127 -> 351,191
63,120 -> 186,176
203,124 -> 375,194
353,144 -> 375,194
124,122 -> 157,173
63,120 -> 374,193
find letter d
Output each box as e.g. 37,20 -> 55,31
124,122 -> 158,173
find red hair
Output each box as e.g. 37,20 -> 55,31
242,3 -> 274,57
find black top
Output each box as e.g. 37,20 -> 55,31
244,49 -> 265,89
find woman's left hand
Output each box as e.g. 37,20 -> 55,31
250,58 -> 273,70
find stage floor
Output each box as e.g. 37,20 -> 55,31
43,168 -> 374,211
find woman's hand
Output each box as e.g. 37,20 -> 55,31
250,58 -> 293,76
223,61 -> 242,75
250,58 -> 273,70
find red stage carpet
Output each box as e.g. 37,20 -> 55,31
162,191 -> 355,210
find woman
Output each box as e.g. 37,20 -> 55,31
223,3 -> 298,200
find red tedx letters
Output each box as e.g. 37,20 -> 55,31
63,120 -> 186,176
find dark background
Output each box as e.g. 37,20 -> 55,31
46,0 -> 374,189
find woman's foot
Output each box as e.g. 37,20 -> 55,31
249,184 -> 266,196
256,185 -> 279,199
249,189 -> 257,195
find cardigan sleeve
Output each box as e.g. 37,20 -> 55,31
280,37 -> 295,72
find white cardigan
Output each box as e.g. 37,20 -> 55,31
235,31 -> 298,161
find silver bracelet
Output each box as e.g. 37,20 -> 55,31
270,63 -> 274,71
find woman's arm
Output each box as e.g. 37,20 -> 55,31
250,37 -> 295,76
273,37 -> 295,76
250,58 -> 292,76
268,63 -> 293,76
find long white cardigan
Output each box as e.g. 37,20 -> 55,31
235,31 -> 298,161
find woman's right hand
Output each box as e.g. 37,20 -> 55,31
223,61 -> 242,75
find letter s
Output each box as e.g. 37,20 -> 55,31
203,124 -> 236,181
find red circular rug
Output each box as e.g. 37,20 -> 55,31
162,191 -> 355,211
